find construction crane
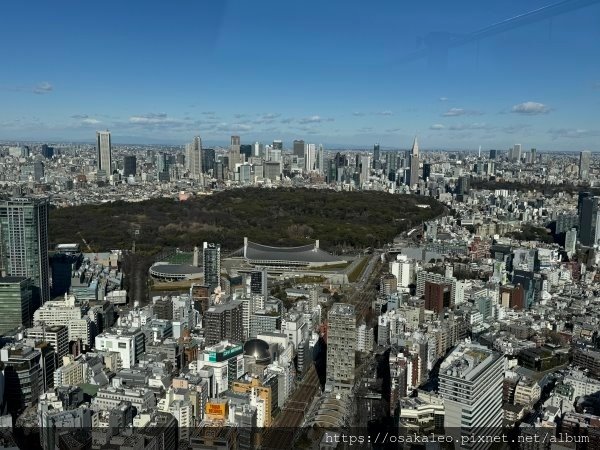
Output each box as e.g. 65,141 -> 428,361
77,231 -> 98,261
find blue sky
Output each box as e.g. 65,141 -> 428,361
1,0 -> 599,150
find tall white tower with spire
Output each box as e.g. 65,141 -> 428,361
408,136 -> 420,187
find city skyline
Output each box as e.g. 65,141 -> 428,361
1,0 -> 599,149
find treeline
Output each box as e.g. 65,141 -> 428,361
49,188 -> 444,255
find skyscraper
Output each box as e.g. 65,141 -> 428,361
203,242 -> 221,292
372,144 -> 380,169
512,143 -> 522,162
326,303 -> 356,393
123,156 -> 137,177
40,144 -> 54,159
579,150 -> 591,180
293,140 -> 305,158
0,198 -> 50,307
316,144 -> 325,174
202,148 -> 215,174
186,136 -> 202,179
228,136 -> 242,172
489,149 -> 497,160
96,131 -> 112,173
304,144 -> 316,172
0,277 -> 32,334
272,140 -> 283,150
579,196 -> 600,247
408,136 -> 420,186
439,342 -> 504,448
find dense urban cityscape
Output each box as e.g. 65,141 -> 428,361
2,0 -> 600,449
0,132 -> 597,449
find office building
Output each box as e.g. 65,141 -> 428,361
156,152 -> 169,174
0,277 -> 32,334
373,144 -> 380,168
304,143 -> 316,172
96,131 -> 112,173
293,140 -> 305,158
123,155 -> 136,177
565,228 -> 577,258
186,136 -> 202,179
0,197 -> 50,307
202,148 -> 215,174
511,144 -> 522,162
316,144 -> 325,174
249,269 -> 267,296
203,242 -> 221,292
26,324 -> 69,366
424,281 -> 451,313
95,328 -> 146,369
228,136 -> 242,172
579,196 -> 600,247
1,344 -> 44,414
326,303 -> 356,393
579,150 -> 591,180
439,342 -> 504,449
50,244 -> 83,297
204,301 -> 244,345
272,140 -> 283,150
40,144 -> 54,159
408,136 -> 420,186
489,149 -> 497,160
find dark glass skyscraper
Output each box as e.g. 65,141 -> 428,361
202,148 -> 215,174
579,196 -> 600,247
293,140 -> 305,157
0,197 -> 50,307
123,155 -> 137,177
372,144 -> 380,169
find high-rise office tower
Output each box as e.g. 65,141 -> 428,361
439,342 -> 504,448
40,144 -> 54,159
202,148 -> 215,174
530,148 -> 537,164
565,228 -> 577,258
228,136 -> 242,172
579,150 -> 591,180
373,144 -> 380,169
359,155 -> 370,186
489,149 -> 497,160
157,152 -> 169,174
272,140 -> 283,150
0,277 -> 32,334
512,144 -> 522,162
408,136 -> 420,186
186,136 -> 202,179
203,242 -> 221,292
0,198 -> 50,307
326,303 -> 356,393
96,131 -> 112,173
304,144 -> 316,172
422,163 -> 432,181
293,140 -> 305,158
316,144 -> 325,174
579,196 -> 600,247
249,269 -> 268,297
123,156 -> 137,177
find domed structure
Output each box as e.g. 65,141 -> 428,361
243,339 -> 271,364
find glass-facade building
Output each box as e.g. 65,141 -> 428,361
0,198 -> 50,308
0,277 -> 32,334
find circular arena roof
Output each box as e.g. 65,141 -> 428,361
149,263 -> 202,281
244,339 -> 271,364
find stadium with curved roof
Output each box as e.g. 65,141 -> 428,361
242,237 -> 347,268
149,262 -> 202,281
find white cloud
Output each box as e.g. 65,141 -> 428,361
33,81 -> 53,94
549,128 -> 599,139
376,110 -> 393,116
353,111 -> 365,116
298,115 -> 334,124
442,107 -> 482,117
511,101 -> 550,115
439,97 -> 449,101
129,113 -> 171,124
430,124 -> 445,130
82,118 -> 101,125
